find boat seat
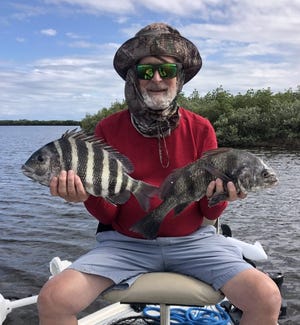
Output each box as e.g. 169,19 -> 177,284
102,218 -> 224,325
103,272 -> 224,324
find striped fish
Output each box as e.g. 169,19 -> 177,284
131,148 -> 278,239
22,129 -> 158,211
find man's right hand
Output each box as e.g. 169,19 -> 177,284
50,170 -> 90,203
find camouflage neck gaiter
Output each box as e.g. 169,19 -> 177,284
125,68 -> 185,138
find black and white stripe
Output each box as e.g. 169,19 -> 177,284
91,143 -> 104,196
46,129 -> 157,209
55,137 -> 73,171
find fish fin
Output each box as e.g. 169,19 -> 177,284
174,202 -> 190,215
106,191 -> 131,205
61,129 -> 134,174
107,151 -> 134,174
133,181 -> 159,211
202,147 -> 233,158
208,192 -> 228,207
203,163 -> 232,183
130,213 -> 162,239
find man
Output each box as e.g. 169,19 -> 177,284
38,23 -> 281,324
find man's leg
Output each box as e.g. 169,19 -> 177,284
38,269 -> 114,325
221,268 -> 281,325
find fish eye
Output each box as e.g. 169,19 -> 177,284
261,169 -> 270,178
37,155 -> 44,163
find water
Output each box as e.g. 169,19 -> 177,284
0,126 -> 299,324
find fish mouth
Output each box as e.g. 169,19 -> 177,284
21,164 -> 49,186
267,173 -> 279,187
270,179 -> 279,187
21,164 -> 34,177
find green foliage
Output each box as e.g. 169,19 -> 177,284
213,88 -> 300,147
80,87 -> 300,148
80,100 -> 126,133
0,119 -> 80,126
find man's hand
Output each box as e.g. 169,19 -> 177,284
50,170 -> 90,203
206,178 -> 247,202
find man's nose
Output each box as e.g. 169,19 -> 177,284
151,70 -> 163,81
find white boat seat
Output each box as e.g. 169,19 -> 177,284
103,218 -> 224,325
103,272 -> 224,306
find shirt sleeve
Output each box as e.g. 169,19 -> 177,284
199,196 -> 228,220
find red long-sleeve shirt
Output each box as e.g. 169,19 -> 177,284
84,107 -> 227,238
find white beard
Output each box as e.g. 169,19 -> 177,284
141,88 -> 177,112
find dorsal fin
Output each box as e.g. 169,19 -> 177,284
202,147 -> 233,159
61,129 -> 134,174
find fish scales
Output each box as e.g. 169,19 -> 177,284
85,140 -> 96,194
131,148 -> 279,239
22,129 -> 158,211
67,136 -> 78,173
91,145 -> 104,196
73,136 -> 88,181
107,154 -> 119,198
57,136 -> 73,171
101,149 -> 111,195
114,161 -> 124,194
53,141 -> 64,168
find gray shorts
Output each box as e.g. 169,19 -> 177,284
69,225 -> 253,290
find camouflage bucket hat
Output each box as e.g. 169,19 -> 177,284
113,23 -> 202,84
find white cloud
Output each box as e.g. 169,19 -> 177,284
1,0 -> 299,120
16,37 -> 26,43
40,28 -> 57,36
0,55 -> 124,120
10,3 -> 48,21
65,32 -> 85,39
46,0 -> 136,14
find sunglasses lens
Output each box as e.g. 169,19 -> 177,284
136,64 -> 179,80
158,64 -> 178,79
136,65 -> 154,80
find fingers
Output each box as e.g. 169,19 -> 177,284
206,178 -> 224,198
206,179 -> 247,203
50,176 -> 59,196
49,170 -> 89,202
66,170 -> 76,198
226,181 -> 239,201
227,181 -> 247,201
206,180 -> 216,198
74,174 -> 90,201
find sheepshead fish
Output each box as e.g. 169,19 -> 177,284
22,129 -> 158,211
131,148 -> 278,239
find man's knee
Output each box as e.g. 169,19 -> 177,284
37,270 -> 79,317
259,278 -> 282,315
37,279 -> 66,316
222,268 -> 281,315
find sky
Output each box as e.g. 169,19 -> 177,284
0,0 -> 299,121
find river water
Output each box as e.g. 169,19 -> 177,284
0,126 -> 299,324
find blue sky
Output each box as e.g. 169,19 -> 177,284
0,0 -> 299,121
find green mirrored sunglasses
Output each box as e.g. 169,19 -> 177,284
136,63 -> 182,80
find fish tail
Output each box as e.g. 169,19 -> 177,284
132,181 -> 159,211
130,211 -> 163,239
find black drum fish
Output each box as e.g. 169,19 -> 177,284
131,148 -> 278,239
22,129 -> 158,211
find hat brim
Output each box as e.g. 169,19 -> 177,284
113,33 -> 202,84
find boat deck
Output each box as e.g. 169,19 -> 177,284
78,302 -> 233,325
